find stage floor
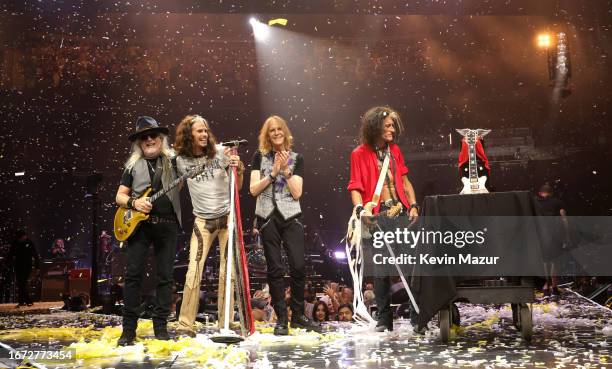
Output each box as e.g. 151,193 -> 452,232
0,301 -> 64,316
0,291 -> 610,369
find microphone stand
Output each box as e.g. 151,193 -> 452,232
211,140 -> 252,343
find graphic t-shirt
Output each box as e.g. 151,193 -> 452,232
176,145 -> 231,219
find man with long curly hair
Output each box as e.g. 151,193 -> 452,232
348,106 -> 419,332
115,116 -> 181,345
173,114 -> 243,337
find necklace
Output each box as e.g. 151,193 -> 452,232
196,155 -> 207,168
147,159 -> 156,174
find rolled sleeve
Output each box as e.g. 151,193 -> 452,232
348,150 -> 365,192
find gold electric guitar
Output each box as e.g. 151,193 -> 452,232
113,167 -> 201,241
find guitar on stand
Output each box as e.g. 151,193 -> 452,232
113,166 -> 203,241
456,129 -> 491,195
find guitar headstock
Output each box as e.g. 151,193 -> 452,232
476,129 -> 491,139
456,128 -> 491,144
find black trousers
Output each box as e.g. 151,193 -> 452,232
374,276 -> 393,325
363,235 -> 394,325
15,268 -> 32,304
374,202 -> 410,326
123,221 -> 178,331
258,210 -> 305,321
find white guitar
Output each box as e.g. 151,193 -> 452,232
456,128 -> 491,194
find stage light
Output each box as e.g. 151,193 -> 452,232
334,251 -> 347,260
250,18 -> 270,42
538,33 -> 551,48
15,171 -> 25,176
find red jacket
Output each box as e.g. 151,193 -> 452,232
348,143 -> 410,214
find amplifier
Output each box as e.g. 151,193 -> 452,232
41,276 -> 68,301
40,260 -> 75,277
69,268 -> 91,299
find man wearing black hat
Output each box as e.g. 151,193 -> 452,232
9,229 -> 40,307
115,116 -> 182,345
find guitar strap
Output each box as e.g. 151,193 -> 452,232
378,149 -> 399,202
372,148 -> 390,207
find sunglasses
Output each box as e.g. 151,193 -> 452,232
140,132 -> 160,140
380,110 -> 398,121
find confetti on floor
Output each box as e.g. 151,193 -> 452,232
0,291 -> 610,368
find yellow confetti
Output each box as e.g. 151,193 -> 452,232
268,18 -> 288,26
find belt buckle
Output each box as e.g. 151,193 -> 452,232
383,199 -> 394,208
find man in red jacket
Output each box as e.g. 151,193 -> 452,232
348,106 -> 419,332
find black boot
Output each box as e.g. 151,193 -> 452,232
274,316 -> 289,336
375,319 -> 393,332
291,314 -> 321,333
153,319 -> 170,340
117,330 -> 136,346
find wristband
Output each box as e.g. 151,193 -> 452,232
127,197 -> 135,209
354,204 -> 364,219
409,203 -> 419,212
268,174 -> 277,182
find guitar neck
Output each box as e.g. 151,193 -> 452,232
468,142 -> 478,182
148,172 -> 189,203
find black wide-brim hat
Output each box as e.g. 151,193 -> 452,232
128,116 -> 169,141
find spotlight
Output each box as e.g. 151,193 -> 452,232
538,33 -> 551,48
250,18 -> 270,42
15,171 -> 25,176
334,251 -> 347,260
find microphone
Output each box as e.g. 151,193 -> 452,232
221,139 -> 248,147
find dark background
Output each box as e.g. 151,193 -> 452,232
1,0 -> 611,263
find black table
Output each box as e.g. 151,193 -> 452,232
410,191 -> 541,340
